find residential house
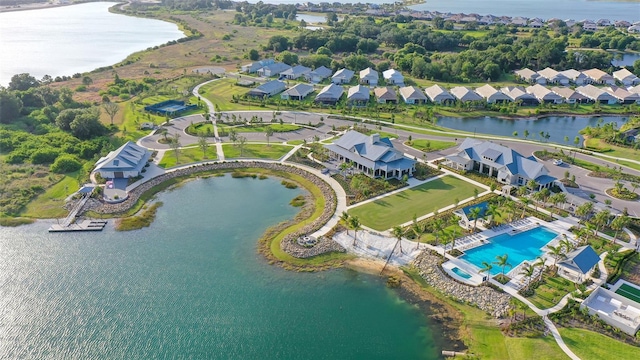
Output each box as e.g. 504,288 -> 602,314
529,19 -> 543,28
581,286 -> 640,336
444,138 -> 556,189
613,68 -> 640,86
241,59 -> 275,74
246,80 -> 286,98
604,86 -> 640,104
596,19 -> 611,27
537,67 -> 570,85
346,85 -> 370,106
280,83 -> 314,101
256,62 -> 291,77
373,87 -> 398,104
615,20 -> 631,28
576,85 -> 618,104
383,69 -> 404,85
450,86 -> 483,102
324,130 -> 416,180
424,84 -> 454,104
560,69 -> 588,85
629,84 -> 640,94
501,86 -> 539,105
359,67 -> 379,86
474,84 -> 511,104
526,84 -> 564,103
511,17 -> 528,26
93,141 -> 151,179
557,245 -> 600,282
629,25 -> 640,33
583,68 -> 615,85
551,87 -> 590,104
583,21 -> 597,31
304,66 -> 333,83
400,86 -> 428,104
514,68 -> 545,84
315,83 -> 344,105
280,65 -> 311,80
332,68 -> 355,84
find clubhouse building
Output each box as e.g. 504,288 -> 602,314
94,141 -> 150,179
324,130 -> 416,180
444,138 -> 555,189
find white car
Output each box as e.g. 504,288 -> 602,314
553,159 -> 563,166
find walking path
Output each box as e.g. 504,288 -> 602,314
193,78 -> 225,161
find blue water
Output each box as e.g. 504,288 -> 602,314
461,227 -> 558,275
451,267 -> 472,279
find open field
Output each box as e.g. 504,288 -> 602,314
405,139 -> 456,152
222,143 -> 292,159
559,328 -> 640,360
197,78 -> 251,111
21,172 -> 80,219
348,176 -> 483,231
158,146 -> 218,168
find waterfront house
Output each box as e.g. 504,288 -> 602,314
500,86 -> 539,105
256,62 -> 291,78
583,22 -> 597,31
583,68 -> 615,85
560,69 -> 588,85
280,83 -> 314,101
332,68 -> 355,84
424,84 -> 454,104
629,84 -> 640,94
444,138 -> 555,189
359,67 -> 379,86
304,66 -> 332,83
241,59 -> 275,74
400,86 -> 428,104
550,87 -> 590,104
94,141 -> 150,179
615,20 -> 631,28
346,85 -> 370,106
576,85 -> 617,104
383,69 -> 405,85
450,86 -> 483,103
557,245 -> 600,282
581,286 -> 640,336
246,80 -> 286,98
526,84 -> 564,104
474,84 -> 511,104
629,25 -> 640,33
281,65 -> 311,80
613,68 -> 640,86
324,130 -> 416,180
514,68 -> 545,84
537,67 -> 570,86
315,83 -> 344,105
373,87 -> 398,104
604,86 -> 640,104
596,19 -> 612,26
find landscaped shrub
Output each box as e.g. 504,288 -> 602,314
30,148 -> 60,164
50,155 -> 82,173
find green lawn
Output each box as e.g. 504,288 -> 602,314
584,138 -> 640,171
527,275 -> 575,310
559,328 -> 640,360
222,143 -> 292,160
348,176 -> 483,231
405,139 -> 456,152
221,123 -> 302,133
198,78 -> 254,111
22,172 -> 80,218
158,146 -> 218,168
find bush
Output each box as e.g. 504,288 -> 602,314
5,153 -> 24,164
50,155 -> 82,173
30,148 -> 59,164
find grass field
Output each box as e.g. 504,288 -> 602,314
584,138 -> 640,171
348,176 -> 483,231
21,172 -> 80,218
405,139 -> 456,152
222,143 -> 292,159
559,328 -> 640,360
527,275 -> 575,310
158,146 -> 218,168
198,78 -> 253,111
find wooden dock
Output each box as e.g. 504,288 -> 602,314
49,220 -> 108,232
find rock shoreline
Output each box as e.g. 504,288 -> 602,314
414,252 -> 512,318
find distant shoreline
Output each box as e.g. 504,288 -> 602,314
0,0 -> 103,13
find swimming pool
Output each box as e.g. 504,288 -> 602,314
451,267 -> 472,279
461,227 -> 558,275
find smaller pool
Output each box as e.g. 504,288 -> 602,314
452,267 -> 472,279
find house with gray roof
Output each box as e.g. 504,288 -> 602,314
332,68 -> 355,84
526,84 -> 564,103
629,84 -> 640,94
246,80 -> 286,98
576,85 -> 617,104
613,68 -> 640,86
515,68 -> 545,84
374,87 -> 397,104
501,86 -> 539,105
474,84 -> 511,104
551,87 -> 590,104
315,83 -> 344,105
280,83 -> 314,101
604,86 -> 640,104
304,66 -> 333,83
424,84 -> 454,104
557,245 -> 600,282
560,69 -> 588,85
444,138 -> 555,189
537,67 -> 570,86
450,86 -> 483,102
241,59 -> 275,74
93,141 -> 150,179
281,65 -> 311,80
359,67 -> 379,86
399,86 -> 428,104
383,69 -> 404,85
256,62 -> 291,77
347,85 -> 370,106
324,130 -> 416,180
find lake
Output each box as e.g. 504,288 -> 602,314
0,2 -> 184,86
612,53 -> 640,67
437,115 -> 630,145
0,175 -> 441,359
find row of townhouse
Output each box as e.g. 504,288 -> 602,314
515,67 -> 640,87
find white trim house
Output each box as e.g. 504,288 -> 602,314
94,141 -> 151,179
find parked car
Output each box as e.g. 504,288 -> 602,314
553,159 -> 563,166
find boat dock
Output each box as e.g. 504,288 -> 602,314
49,219 -> 108,232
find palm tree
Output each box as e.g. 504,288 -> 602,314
340,211 -> 350,236
520,198 -> 531,219
575,202 -> 594,227
610,215 -> 630,244
593,209 -> 611,236
265,126 -> 274,146
493,254 -> 512,279
432,218 -> 444,245
339,162 -> 350,180
560,235 -> 575,254
520,262 -> 536,290
411,217 -> 423,250
468,206 -> 483,232
440,231 -> 452,257
392,226 -> 404,255
526,179 -> 538,193
350,216 -> 361,247
479,261 -> 493,283
534,255 -> 546,282
516,185 -> 528,198
504,198 -> 516,222
546,244 -> 566,272
485,203 -> 501,227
